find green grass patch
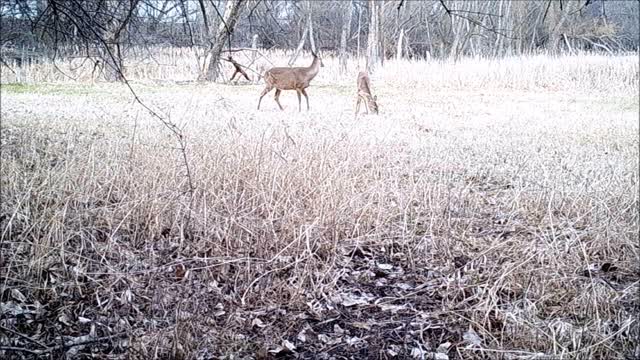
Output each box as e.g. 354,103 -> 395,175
1,82 -> 101,96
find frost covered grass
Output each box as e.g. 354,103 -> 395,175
1,53 -> 638,359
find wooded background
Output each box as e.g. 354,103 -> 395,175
1,0 -> 638,81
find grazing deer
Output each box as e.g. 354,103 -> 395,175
355,71 -> 379,117
257,51 -> 324,111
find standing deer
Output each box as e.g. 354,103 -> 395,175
257,51 -> 324,111
355,71 -> 379,117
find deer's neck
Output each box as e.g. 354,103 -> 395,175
305,58 -> 320,80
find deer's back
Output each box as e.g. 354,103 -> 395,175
265,67 -> 309,90
357,71 -> 372,94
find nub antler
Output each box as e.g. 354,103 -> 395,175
355,71 -> 379,117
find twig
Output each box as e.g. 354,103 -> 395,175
0,333 -> 127,355
55,333 -> 127,350
439,0 -> 451,16
61,0 -> 195,227
0,346 -> 42,355
0,325 -> 48,349
221,47 -> 260,53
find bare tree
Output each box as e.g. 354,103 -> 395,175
1,0 -> 638,77
366,0 -> 382,71
339,0 -> 354,72
203,0 -> 247,81
101,0 -> 141,82
289,0 -> 315,66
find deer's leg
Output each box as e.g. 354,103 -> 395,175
360,93 -> 369,114
296,90 -> 302,112
301,89 -> 310,111
274,89 -> 284,111
258,86 -> 273,110
355,96 -> 361,117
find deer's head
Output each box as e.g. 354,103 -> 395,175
311,51 -> 324,67
368,95 -> 379,114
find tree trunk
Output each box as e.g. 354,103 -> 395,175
396,28 -> 404,60
289,26 -> 308,65
366,0 -> 382,71
308,1 -> 316,53
425,16 -> 433,59
549,2 -> 569,54
339,0 -> 354,73
251,34 -> 259,62
204,0 -> 246,81
357,5 -> 362,58
494,0 -> 504,57
378,0 -> 384,66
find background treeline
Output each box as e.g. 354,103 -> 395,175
1,0 -> 638,81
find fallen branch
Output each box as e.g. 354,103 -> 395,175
0,332 -> 127,356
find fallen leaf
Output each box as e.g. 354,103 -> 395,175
318,334 -> 331,343
411,347 -> 425,358
378,303 -> 406,313
352,322 -> 371,330
175,264 -> 186,280
387,345 -> 400,356
268,346 -> 285,355
252,317 -> 267,328
11,289 -> 26,302
58,313 -> 72,326
463,327 -> 482,346
120,289 -> 134,304
395,282 -> 413,291
339,292 -> 373,307
436,342 -> 451,354
282,340 -> 296,351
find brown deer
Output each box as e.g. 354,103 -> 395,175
257,51 -> 324,111
355,71 -> 379,117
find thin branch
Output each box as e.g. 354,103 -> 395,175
449,9 -> 503,18
0,346 -> 43,355
0,325 -> 48,349
439,0 -> 451,16
0,333 -> 127,356
55,0 -> 196,215
208,0 -> 232,52
541,0 -> 552,24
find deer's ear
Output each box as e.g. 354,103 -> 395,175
373,95 -> 377,101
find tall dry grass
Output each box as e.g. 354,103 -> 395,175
1,48 -> 639,359
1,46 -> 638,93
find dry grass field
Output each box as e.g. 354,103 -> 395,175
1,51 -> 639,359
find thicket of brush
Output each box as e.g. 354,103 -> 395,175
1,49 -> 639,359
